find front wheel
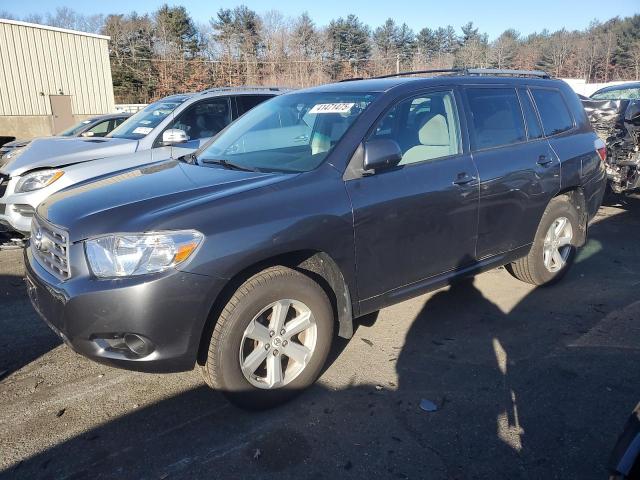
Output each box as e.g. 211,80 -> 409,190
506,195 -> 580,286
200,266 -> 334,409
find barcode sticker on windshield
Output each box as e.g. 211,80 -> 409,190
309,103 -> 355,114
132,126 -> 153,135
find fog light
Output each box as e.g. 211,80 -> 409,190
13,204 -> 35,217
123,333 -> 154,356
93,333 -> 155,358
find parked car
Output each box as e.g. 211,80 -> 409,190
0,113 -> 131,161
0,87 -> 284,234
581,82 -> 640,194
24,70 -> 607,409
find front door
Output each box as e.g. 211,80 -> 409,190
49,95 -> 74,134
346,89 -> 479,302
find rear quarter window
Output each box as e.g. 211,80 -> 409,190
530,88 -> 574,136
466,87 -> 526,150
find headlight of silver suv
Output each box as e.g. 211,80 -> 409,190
85,230 -> 203,278
15,169 -> 64,193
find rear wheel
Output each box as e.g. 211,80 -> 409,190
200,266 -> 334,409
506,195 -> 580,286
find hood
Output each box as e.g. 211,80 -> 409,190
38,160 -> 289,242
0,136 -> 138,176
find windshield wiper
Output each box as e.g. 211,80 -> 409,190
201,159 -> 258,172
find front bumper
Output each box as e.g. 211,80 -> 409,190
0,175 -> 38,234
0,202 -> 34,233
24,245 -> 225,373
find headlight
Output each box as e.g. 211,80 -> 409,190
85,230 -> 203,278
15,169 -> 64,193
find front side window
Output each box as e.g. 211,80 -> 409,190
466,88 -> 526,150
530,89 -> 574,136
168,98 -> 231,141
108,96 -> 190,140
371,91 -> 461,165
198,92 -> 377,172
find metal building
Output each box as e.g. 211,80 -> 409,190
0,19 -> 115,142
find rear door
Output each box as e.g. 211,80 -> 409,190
346,89 -> 479,301
463,86 -> 560,258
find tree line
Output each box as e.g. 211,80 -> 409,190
2,6 -> 640,103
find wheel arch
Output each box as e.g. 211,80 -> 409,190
554,186 -> 588,246
196,249 -> 354,367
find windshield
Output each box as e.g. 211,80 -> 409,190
58,119 -> 93,136
591,86 -> 640,100
108,96 -> 189,140
198,92 -> 378,172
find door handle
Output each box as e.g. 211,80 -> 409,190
452,173 -> 476,186
537,155 -> 553,167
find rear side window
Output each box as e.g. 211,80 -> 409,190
530,89 -> 574,136
466,88 -> 526,150
517,88 -> 544,140
237,95 -> 273,116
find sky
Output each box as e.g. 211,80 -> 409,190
2,0 -> 639,39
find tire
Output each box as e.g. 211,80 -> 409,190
200,266 -> 334,409
506,195 -> 580,286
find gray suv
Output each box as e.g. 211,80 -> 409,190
25,70 -> 607,409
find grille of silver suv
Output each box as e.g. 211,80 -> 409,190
31,215 -> 70,280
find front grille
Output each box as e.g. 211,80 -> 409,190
0,174 -> 8,198
31,215 -> 70,280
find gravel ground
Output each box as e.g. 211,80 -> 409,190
1,198 -> 639,479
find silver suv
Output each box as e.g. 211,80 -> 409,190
0,87 -> 284,234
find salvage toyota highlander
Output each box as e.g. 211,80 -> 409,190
25,69 -> 607,409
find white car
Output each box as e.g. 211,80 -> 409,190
0,87 -> 283,234
0,145 -> 196,234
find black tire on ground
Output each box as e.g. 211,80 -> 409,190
506,195 -> 580,286
200,266 -> 334,410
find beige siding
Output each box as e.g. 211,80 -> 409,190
0,19 -> 114,116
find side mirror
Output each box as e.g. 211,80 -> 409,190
363,139 -> 402,171
162,128 -> 188,146
81,131 -> 94,137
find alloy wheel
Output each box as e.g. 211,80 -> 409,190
239,299 -> 317,389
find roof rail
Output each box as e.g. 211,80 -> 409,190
339,67 -> 552,82
340,69 -> 464,82
466,68 -> 552,79
199,86 -> 286,94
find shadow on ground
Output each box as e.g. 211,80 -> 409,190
2,202 -> 640,479
0,240 -> 61,379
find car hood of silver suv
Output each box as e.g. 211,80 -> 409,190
0,136 -> 138,175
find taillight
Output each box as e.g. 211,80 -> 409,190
595,138 -> 607,163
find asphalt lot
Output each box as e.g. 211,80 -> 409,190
1,197 -> 640,480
